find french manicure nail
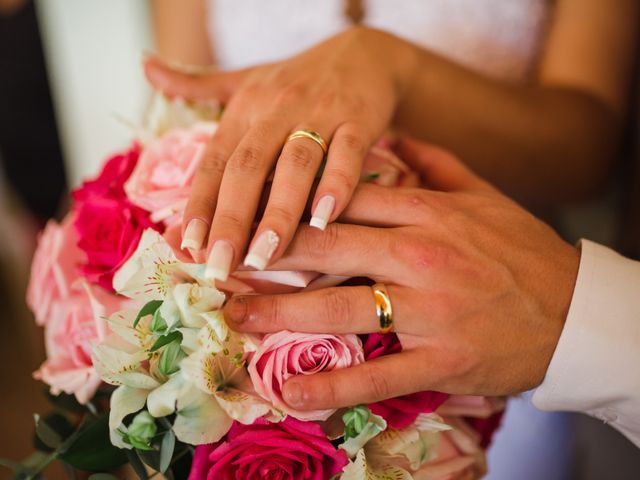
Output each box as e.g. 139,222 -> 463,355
205,240 -> 234,281
243,229 -> 280,270
310,195 -> 336,231
181,218 -> 208,251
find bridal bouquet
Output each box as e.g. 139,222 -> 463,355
13,95 -> 504,480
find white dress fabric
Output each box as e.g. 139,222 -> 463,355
206,2 -> 575,479
208,0 -> 550,82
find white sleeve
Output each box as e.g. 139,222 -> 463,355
532,239 -> 640,447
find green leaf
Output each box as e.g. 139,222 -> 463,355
342,405 -> 371,441
136,449 -> 161,472
159,430 -> 176,473
134,300 -> 163,329
33,414 -> 63,449
46,391 -> 88,413
0,458 -> 23,472
362,171 -> 380,182
127,411 -> 157,450
150,331 -> 182,353
159,341 -> 185,376
150,309 -> 168,333
125,449 -> 150,480
59,414 -> 128,472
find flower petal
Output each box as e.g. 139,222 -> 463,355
173,383 -> 233,445
147,373 -> 187,418
340,413 -> 387,459
340,449 -> 413,480
109,386 -> 149,448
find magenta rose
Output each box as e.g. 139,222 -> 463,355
188,418 -> 348,480
363,333 -> 449,429
72,146 -> 162,291
73,145 -> 140,201
248,331 -> 364,421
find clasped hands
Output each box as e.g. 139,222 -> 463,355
220,137 -> 580,412
145,27 -> 581,413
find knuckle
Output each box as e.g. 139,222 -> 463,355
322,288 -> 353,323
186,196 -> 216,218
265,203 -> 298,226
284,143 -> 316,169
198,148 -> 228,176
390,236 -> 435,269
213,211 -> 244,231
323,167 -> 357,195
339,130 -> 367,155
229,146 -> 265,173
319,378 -> 338,407
268,295 -> 284,327
364,365 -> 391,400
301,223 -> 340,258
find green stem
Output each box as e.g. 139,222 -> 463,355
26,449 -> 59,480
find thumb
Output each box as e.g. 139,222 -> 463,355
394,136 -> 493,193
143,55 -> 249,103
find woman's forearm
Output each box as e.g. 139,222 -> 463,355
393,43 -> 620,206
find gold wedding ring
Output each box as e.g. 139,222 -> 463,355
372,283 -> 394,334
286,129 -> 328,155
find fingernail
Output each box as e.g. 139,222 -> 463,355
181,219 -> 208,251
310,195 -> 336,231
243,229 -> 280,270
224,296 -> 248,324
205,240 -> 234,281
283,381 -> 304,407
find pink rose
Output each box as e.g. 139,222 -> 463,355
188,418 -> 348,480
248,331 -> 364,421
33,281 -> 129,404
437,395 -> 506,448
124,123 -> 214,225
72,146 -> 162,291
363,333 -> 449,429
415,417 -> 487,480
26,213 -> 85,326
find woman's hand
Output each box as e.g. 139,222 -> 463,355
221,137 -> 581,411
144,27 -> 417,280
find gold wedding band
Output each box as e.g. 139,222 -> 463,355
372,283 -> 394,334
286,129 -> 328,155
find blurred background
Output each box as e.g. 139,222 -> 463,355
0,0 -> 638,479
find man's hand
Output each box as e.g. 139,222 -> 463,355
223,137 -> 581,411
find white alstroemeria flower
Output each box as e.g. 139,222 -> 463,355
105,309 -> 156,352
113,229 -> 209,302
340,412 -> 388,459
340,449 -> 413,480
144,371 -> 233,445
340,413 -> 452,479
109,385 -> 150,449
181,341 -> 279,425
160,283 -> 225,330
368,413 -> 451,471
141,91 -> 219,142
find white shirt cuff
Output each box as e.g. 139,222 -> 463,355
532,239 -> 640,447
